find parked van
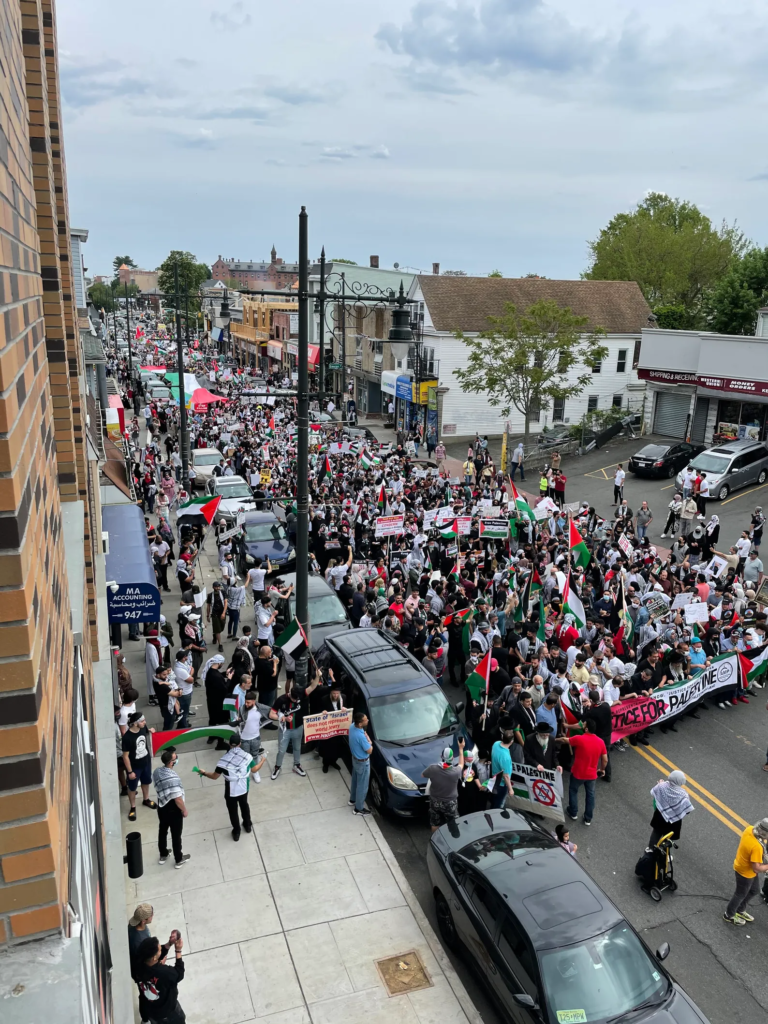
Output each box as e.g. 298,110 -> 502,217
675,438 -> 768,500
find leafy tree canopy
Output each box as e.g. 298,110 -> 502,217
705,247 -> 768,335
441,270 -> 467,276
113,254 -> 137,274
487,269 -> 503,278
329,258 -> 357,264
88,281 -> 116,312
157,251 -> 210,312
584,192 -> 748,322
453,299 -> 608,441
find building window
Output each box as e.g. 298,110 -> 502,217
552,398 -> 565,421
592,358 -> 601,373
612,394 -> 623,408
587,395 -> 598,412
529,398 -> 541,422
617,349 -> 627,372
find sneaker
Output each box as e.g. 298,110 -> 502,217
174,854 -> 191,869
293,764 -> 307,777
660,533 -> 667,538
158,854 -> 169,865
739,696 -> 750,704
348,799 -> 356,806
723,913 -> 746,926
353,808 -> 371,816
254,772 -> 261,784
582,818 -> 592,826
736,911 -> 755,922
566,811 -> 578,821
271,766 -> 281,781
731,699 -> 739,706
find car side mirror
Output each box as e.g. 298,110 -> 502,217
454,701 -> 465,715
655,942 -> 670,961
513,993 -> 539,1011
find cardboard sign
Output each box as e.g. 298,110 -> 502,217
504,761 -> 564,823
705,555 -> 729,579
684,601 -> 710,624
303,709 -> 353,743
644,594 -> 669,621
260,469 -> 272,486
375,515 -> 405,537
422,508 -> 437,529
671,592 -> 693,610
217,524 -> 242,542
618,534 -> 634,558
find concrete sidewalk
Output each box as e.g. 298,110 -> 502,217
118,523 -> 481,1024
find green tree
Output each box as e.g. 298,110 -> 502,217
453,300 -> 608,442
88,281 -> 116,312
705,247 -> 768,335
584,192 -> 747,324
157,251 -> 210,312
487,269 -> 503,278
224,277 -> 241,290
442,270 -> 467,276
112,254 -> 137,275
111,278 -> 139,297
652,304 -> 691,329
329,258 -> 357,265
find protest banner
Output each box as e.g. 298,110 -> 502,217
260,469 -> 272,486
645,593 -> 670,621
422,508 -> 437,529
705,555 -> 729,579
456,516 -> 473,536
271,502 -> 287,522
533,504 -> 553,521
501,761 -> 564,822
684,602 -> 710,624
755,577 -> 768,607
434,506 -> 455,527
610,652 -> 739,742
303,709 -> 353,743
618,534 -> 634,558
671,592 -> 693,610
375,514 -> 405,537
217,523 -> 242,542
479,518 -> 510,539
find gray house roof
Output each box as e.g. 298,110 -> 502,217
417,277 -> 653,334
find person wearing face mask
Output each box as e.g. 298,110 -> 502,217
152,747 -> 190,869
528,674 -> 546,710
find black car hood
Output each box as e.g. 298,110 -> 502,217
631,985 -> 710,1024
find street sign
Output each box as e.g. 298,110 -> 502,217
329,362 -> 342,370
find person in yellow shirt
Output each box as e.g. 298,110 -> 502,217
723,818 -> 768,925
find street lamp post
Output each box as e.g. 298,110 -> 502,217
317,248 -> 326,411
173,261 -> 190,492
124,281 -> 133,376
295,207 -> 310,689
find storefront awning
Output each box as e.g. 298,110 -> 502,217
308,344 -> 319,367
102,504 -> 161,624
267,343 -> 283,360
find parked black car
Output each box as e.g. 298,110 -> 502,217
628,441 -> 706,479
428,809 -> 710,1024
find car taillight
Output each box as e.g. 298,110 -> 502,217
654,461 -> 664,467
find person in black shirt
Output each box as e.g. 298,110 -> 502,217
132,935 -> 185,1024
122,712 -> 157,822
624,667 -> 654,746
269,672 -> 321,779
582,692 -> 613,781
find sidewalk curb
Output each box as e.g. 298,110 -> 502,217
365,814 -> 485,1024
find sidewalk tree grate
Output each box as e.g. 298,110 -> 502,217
375,950 -> 433,996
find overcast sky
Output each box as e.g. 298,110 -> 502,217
58,0 -> 768,280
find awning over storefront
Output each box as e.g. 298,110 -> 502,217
267,343 -> 283,360
308,344 -> 319,367
102,504 -> 161,623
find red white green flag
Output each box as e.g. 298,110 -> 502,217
568,518 -> 590,569
177,494 -> 222,524
442,606 -> 473,627
439,518 -> 458,539
465,648 -> 492,702
562,571 -> 586,628
509,480 -> 535,520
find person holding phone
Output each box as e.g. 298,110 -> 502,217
132,932 -> 186,1024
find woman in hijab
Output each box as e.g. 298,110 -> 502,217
201,654 -> 230,750
702,515 -> 720,558
649,770 -> 694,846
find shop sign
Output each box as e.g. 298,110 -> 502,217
638,367 -> 768,395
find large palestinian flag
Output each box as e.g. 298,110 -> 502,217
465,648 -> 492,702
177,494 -> 222,524
568,518 -> 590,570
562,571 -> 586,628
509,480 -> 535,520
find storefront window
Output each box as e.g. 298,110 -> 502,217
716,400 -> 767,441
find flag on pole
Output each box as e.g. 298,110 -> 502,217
509,480 -> 535,520
274,617 -> 309,658
176,494 -> 222,524
265,416 -> 275,438
442,606 -> 473,627
465,648 -> 492,702
439,518 -> 458,539
377,483 -> 387,511
447,562 -> 461,583
317,454 -> 332,483
360,451 -> 380,470
562,571 -> 586,628
536,597 -> 547,642
568,518 -> 591,570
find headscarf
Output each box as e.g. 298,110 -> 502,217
200,653 -> 225,686
706,515 -> 719,536
651,771 -> 694,824
235,634 -> 255,671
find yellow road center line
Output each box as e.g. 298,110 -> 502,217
660,484 -> 675,490
630,746 -> 743,837
644,744 -> 750,828
721,482 -> 768,505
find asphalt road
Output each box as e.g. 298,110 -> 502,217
375,666 -> 768,1024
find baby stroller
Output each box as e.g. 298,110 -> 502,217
634,832 -> 677,902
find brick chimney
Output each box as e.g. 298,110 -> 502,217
432,263 -> 440,275
370,255 -> 379,268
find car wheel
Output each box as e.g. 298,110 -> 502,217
759,470 -> 767,485
666,466 -> 676,479
369,773 -> 385,812
435,892 -> 460,952
717,484 -> 730,500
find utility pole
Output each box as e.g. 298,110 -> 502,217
295,207 -> 310,689
317,248 -> 325,411
124,281 -> 133,376
174,261 -> 190,492
340,271 -> 346,421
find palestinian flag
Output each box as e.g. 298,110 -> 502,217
517,571 -> 533,621
531,567 -> 544,596
461,612 -> 476,657
223,694 -> 239,723
177,494 -> 222,524
536,597 -> 547,642
152,725 -> 236,757
274,617 -> 309,658
439,518 -> 458,539
465,648 -> 492,702
265,416 -> 275,438
377,483 -> 387,511
562,571 -> 586,628
741,646 -> 768,684
568,518 -> 590,570
479,520 -> 510,540
448,562 -> 461,583
443,606 -> 473,627
317,454 -> 332,483
509,480 -> 534,520
561,689 -> 584,729
360,451 -> 380,470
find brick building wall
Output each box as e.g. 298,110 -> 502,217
0,0 -> 100,948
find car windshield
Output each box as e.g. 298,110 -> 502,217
216,484 -> 252,499
245,522 -> 286,542
690,453 -> 729,474
539,923 -> 669,1024
636,445 -> 667,457
289,594 -> 348,626
193,454 -> 221,467
368,684 -> 458,744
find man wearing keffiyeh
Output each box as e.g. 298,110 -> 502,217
196,733 -> 265,841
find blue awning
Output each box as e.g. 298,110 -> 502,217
102,504 -> 161,623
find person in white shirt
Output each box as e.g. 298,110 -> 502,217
173,651 -> 195,728
247,559 -> 271,601
256,594 -> 278,646
681,466 -> 695,499
613,465 -> 625,505
697,473 -> 710,519
328,547 -> 353,591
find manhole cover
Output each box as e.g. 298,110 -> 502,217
375,950 -> 433,996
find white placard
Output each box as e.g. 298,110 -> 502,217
375,515 -> 405,537
422,508 -> 437,529
671,592 -> 693,609
684,602 -> 711,624
705,555 -> 729,579
194,587 -> 207,608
